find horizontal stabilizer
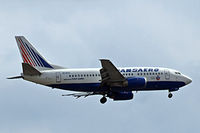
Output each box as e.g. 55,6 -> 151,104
22,63 -> 41,76
7,76 -> 23,79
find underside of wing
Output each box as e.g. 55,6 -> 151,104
62,92 -> 101,98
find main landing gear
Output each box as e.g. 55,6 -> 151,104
100,96 -> 107,104
168,92 -> 173,98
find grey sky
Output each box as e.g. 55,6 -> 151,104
0,0 -> 200,133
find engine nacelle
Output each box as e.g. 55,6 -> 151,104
169,88 -> 179,92
108,91 -> 133,101
126,77 -> 147,88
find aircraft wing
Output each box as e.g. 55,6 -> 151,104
7,75 -> 23,79
62,92 -> 100,98
100,59 -> 127,87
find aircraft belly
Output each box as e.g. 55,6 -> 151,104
47,83 -> 107,92
143,81 -> 186,90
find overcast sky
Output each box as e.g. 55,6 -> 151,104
0,0 -> 200,133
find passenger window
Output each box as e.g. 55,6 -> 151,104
69,75 -> 71,77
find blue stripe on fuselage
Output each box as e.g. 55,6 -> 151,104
47,81 -> 186,92
47,83 -> 104,92
145,81 -> 185,90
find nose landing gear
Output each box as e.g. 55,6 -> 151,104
100,96 -> 107,104
168,93 -> 173,98
168,88 -> 179,98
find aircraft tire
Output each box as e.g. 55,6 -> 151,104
100,97 -> 107,104
168,93 -> 173,98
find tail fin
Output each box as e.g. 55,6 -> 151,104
15,36 -> 54,70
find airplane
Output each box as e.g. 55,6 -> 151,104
8,36 -> 192,104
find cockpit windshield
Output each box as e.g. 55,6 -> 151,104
175,72 -> 181,75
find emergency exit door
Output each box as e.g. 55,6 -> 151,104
56,72 -> 61,83
164,70 -> 170,80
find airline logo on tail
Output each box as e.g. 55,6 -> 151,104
15,36 -> 53,69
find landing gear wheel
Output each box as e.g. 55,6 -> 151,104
168,93 -> 173,98
100,97 -> 107,104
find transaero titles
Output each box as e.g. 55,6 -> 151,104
118,68 -> 159,73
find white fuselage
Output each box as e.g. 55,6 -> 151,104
23,67 -> 192,92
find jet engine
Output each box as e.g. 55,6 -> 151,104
126,77 -> 147,88
108,91 -> 133,100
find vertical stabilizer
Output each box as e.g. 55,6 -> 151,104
15,36 -> 54,70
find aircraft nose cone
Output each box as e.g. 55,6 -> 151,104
185,76 -> 192,85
